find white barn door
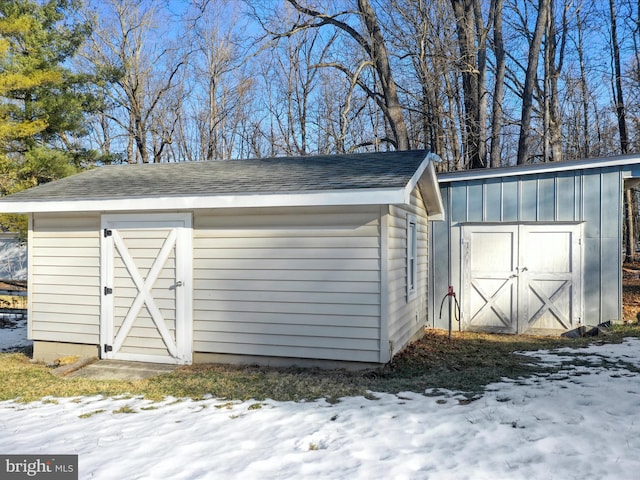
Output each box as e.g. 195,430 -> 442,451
463,225 -> 519,333
101,214 -> 192,364
462,224 -> 582,334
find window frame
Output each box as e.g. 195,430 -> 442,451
406,214 -> 418,301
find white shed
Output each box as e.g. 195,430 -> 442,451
0,151 -> 444,366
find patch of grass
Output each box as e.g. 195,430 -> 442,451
113,405 -> 136,414
79,409 -> 105,419
1,325 -> 639,403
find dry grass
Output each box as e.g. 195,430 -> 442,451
2,325 -> 639,403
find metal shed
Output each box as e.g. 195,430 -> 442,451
0,150 -> 444,367
429,154 -> 640,335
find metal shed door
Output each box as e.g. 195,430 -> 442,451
462,224 -> 582,334
100,214 -> 192,364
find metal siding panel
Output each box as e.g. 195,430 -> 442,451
556,174 -> 577,221
520,179 -> 537,221
582,238 -> 601,322
537,176 -> 556,221
430,186 -> 450,330
484,179 -> 502,222
430,214 -> 450,330
601,170 -> 622,239
467,181 -> 484,222
601,237 -> 622,322
582,171 -> 602,238
502,179 -> 519,222
451,184 -> 468,222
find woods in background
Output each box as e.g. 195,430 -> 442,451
2,0 -> 640,169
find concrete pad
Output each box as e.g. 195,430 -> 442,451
65,360 -> 178,381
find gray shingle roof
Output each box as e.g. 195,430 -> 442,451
0,150 -> 431,202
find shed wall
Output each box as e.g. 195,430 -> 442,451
192,205 -> 383,362
29,213 -> 101,344
430,167 -> 623,329
29,201 -> 433,364
385,189 -> 429,358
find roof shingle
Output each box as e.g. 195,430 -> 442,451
1,150 -> 431,202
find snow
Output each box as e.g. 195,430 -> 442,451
2,323 -> 640,479
0,318 -> 30,352
0,237 -> 26,280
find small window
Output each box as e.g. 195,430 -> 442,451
407,215 -> 418,300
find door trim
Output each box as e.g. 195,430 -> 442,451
100,213 -> 193,364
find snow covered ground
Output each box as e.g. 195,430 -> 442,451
2,322 -> 640,479
0,237 -> 26,280
0,318 -> 30,353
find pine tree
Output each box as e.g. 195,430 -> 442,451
0,0 -> 93,234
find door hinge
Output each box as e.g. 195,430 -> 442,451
103,228 -> 112,238
104,344 -> 113,352
104,286 -> 113,295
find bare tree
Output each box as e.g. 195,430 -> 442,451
181,0 -> 255,161
490,0 -> 506,168
449,0 -> 491,168
607,0 -> 636,261
261,0 -> 410,151
517,0 -> 550,165
81,0 -> 188,163
386,0 -> 460,164
542,0 -> 569,162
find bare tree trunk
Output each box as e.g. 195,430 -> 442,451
548,0 -> 568,162
576,9 -> 590,158
473,0 -> 489,168
356,0 -> 410,150
489,0 -> 505,168
450,0 -> 484,168
610,0 -> 629,154
609,0 -> 636,261
282,0 -> 410,150
517,0 -> 549,165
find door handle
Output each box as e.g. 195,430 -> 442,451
170,281 -> 183,291
510,266 -> 528,278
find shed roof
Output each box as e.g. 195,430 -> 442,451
437,153 -> 640,183
0,150 -> 444,217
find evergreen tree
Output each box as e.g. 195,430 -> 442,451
0,0 -> 94,234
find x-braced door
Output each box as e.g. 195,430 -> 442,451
462,225 -> 519,333
462,224 -> 582,334
100,214 -> 192,364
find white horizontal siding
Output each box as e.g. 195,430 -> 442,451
386,189 -> 429,356
30,213 -> 100,345
193,206 -> 382,362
